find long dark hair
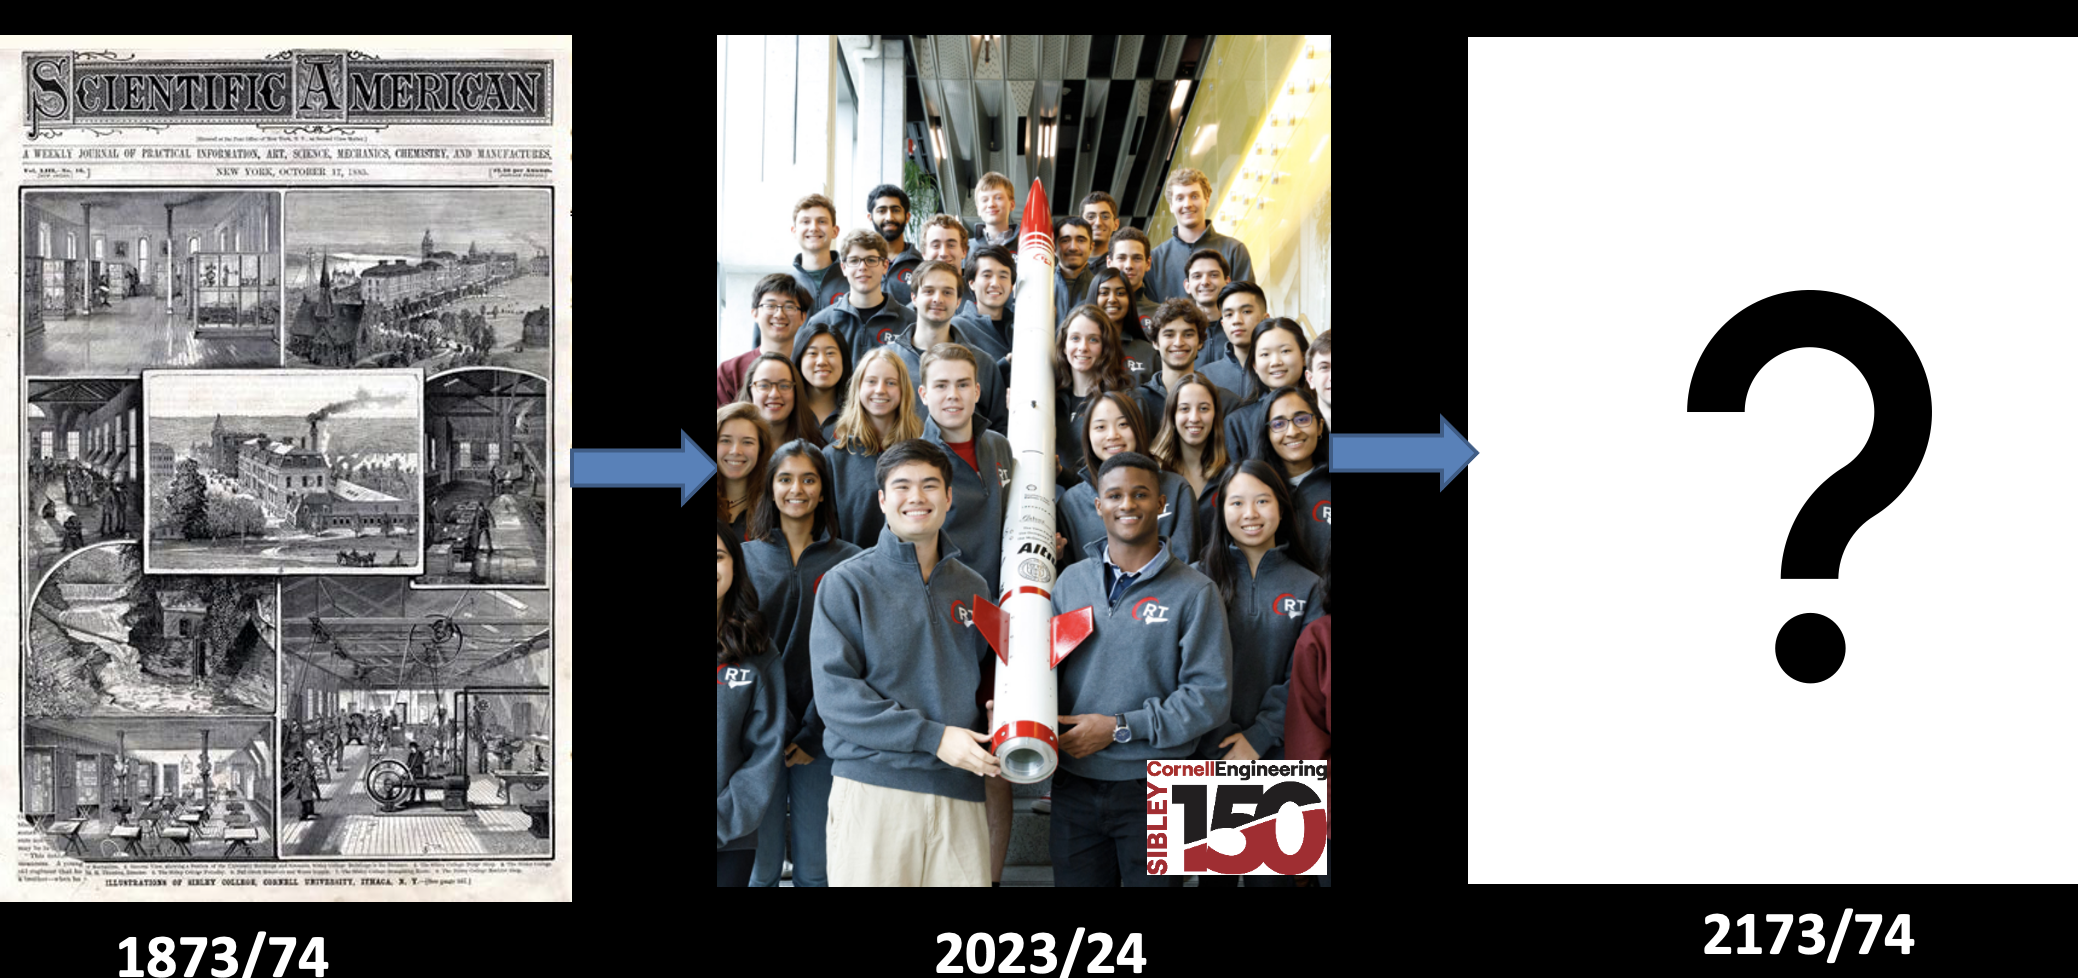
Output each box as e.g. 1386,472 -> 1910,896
1253,386 -> 1328,476
1196,459 -> 1319,604
1054,303 -> 1137,394
748,439 -> 842,543
1243,318 -> 1312,402
717,521 -> 769,665
737,353 -> 830,450
1149,372 -> 1231,480
789,321 -> 854,416
1079,390 -> 1151,477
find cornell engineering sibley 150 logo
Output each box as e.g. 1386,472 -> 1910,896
1144,759 -> 1328,876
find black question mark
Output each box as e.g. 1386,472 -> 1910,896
1687,291 -> 1932,683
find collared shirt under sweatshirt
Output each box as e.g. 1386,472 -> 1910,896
1190,544 -> 1324,759
810,531 -> 993,802
806,293 -> 918,369
1052,538 -> 1232,782
1057,465 -> 1198,571
1147,223 -> 1254,305
742,526 -> 863,751
717,647 -> 786,849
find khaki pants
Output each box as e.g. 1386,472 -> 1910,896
826,776 -> 989,886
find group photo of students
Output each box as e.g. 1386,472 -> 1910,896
715,33 -> 1331,887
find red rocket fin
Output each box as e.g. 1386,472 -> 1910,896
971,594 -> 1011,665
1050,606 -> 1094,668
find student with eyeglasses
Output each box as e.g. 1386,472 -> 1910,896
719,274 -> 812,407
736,353 -> 829,450
805,229 -> 918,369
1224,318 -> 1314,467
1253,386 -> 1331,566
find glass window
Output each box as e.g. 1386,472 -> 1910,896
66,431 -> 79,459
77,756 -> 101,805
41,430 -> 53,459
94,237 -> 104,260
458,442 -> 473,468
26,751 -> 51,813
39,222 -> 50,257
487,442 -> 500,465
66,231 -> 75,260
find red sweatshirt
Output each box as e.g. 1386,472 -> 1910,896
716,349 -> 761,407
1284,614 -> 1331,838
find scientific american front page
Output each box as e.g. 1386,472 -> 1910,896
0,35 -> 572,901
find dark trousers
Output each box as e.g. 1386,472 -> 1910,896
1048,767 -> 1185,887
717,848 -> 756,887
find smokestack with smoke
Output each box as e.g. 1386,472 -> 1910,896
307,387 -> 408,424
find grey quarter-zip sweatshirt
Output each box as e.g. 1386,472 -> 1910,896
1052,539 -> 1232,781
809,531 -> 994,802
1057,466 -> 1198,570
717,648 -> 787,849
923,418 -> 1015,599
742,526 -> 864,750
1189,545 -> 1324,759
821,440 -> 889,550
893,321 -> 1010,436
806,293 -> 919,369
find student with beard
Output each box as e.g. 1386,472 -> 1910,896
1053,217 -> 1099,325
1254,386 -> 1332,566
1201,281 -> 1268,398
790,321 -> 853,439
1189,460 -> 1323,888
737,353 -> 829,450
947,245 -> 1016,363
1284,558 -> 1332,888
1148,168 -> 1254,307
810,439 -> 1000,886
717,523 -> 785,885
716,404 -> 776,539
893,260 -> 1008,434
822,347 -> 926,550
1057,391 -> 1196,567
1224,318 -> 1312,466
806,229 -> 916,368
1087,267 -> 1159,388
1048,452 -> 1231,887
868,184 -> 923,307
1148,372 -> 1239,548
719,274 -> 810,407
743,444 -> 860,887
1142,298 -> 1242,418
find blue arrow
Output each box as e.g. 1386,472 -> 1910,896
1331,416 -> 1479,490
571,430 -> 712,507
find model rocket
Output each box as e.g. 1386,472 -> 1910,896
971,179 -> 1094,785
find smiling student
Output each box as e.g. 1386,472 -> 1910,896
810,439 -> 1000,886
948,244 -> 1017,363
1224,318 -> 1312,466
1148,168 -> 1254,306
1183,249 -> 1235,369
716,403 -> 776,539
1057,391 -> 1196,567
789,193 -> 848,313
894,260 -> 1008,435
822,347 -> 926,550
1053,304 -> 1162,484
968,171 -> 1021,251
1080,191 -> 1121,263
742,444 -> 861,887
737,353 -> 829,450
919,214 -> 975,313
1048,452 -> 1231,887
1254,386 -> 1332,566
1053,217 -> 1099,325
718,523 -> 784,886
1087,267 -> 1159,387
720,274 -> 812,407
1142,298 -> 1243,419
1104,228 -> 1161,345
1202,281 -> 1268,400
1189,460 -> 1323,888
790,321 -> 854,439
806,228 -> 918,368
1148,372 -> 1240,549
868,184 -> 923,307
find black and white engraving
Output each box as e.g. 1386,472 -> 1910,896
24,378 -> 144,599
286,189 -> 551,377
23,716 -> 278,860
278,578 -> 550,857
421,369 -> 547,586
21,191 -> 281,374
143,369 -> 423,574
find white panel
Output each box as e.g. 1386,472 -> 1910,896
916,33 -> 936,77
1066,35 -> 1089,80
935,35 -> 968,79
1010,34 -> 1037,80
1114,35 -> 1142,79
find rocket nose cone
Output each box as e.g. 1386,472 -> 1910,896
1021,180 -> 1053,239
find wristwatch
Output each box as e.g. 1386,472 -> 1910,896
1112,713 -> 1132,744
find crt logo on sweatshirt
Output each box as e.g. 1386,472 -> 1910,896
1274,593 -> 1306,620
878,327 -> 895,345
1132,596 -> 1171,625
716,665 -> 754,688
1313,500 -> 1331,525
951,600 -> 975,628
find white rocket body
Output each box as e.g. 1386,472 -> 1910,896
972,179 -> 1092,784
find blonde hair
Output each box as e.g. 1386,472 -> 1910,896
1165,168 -> 1214,201
976,171 -> 1015,197
831,347 -> 925,453
792,194 -> 836,224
